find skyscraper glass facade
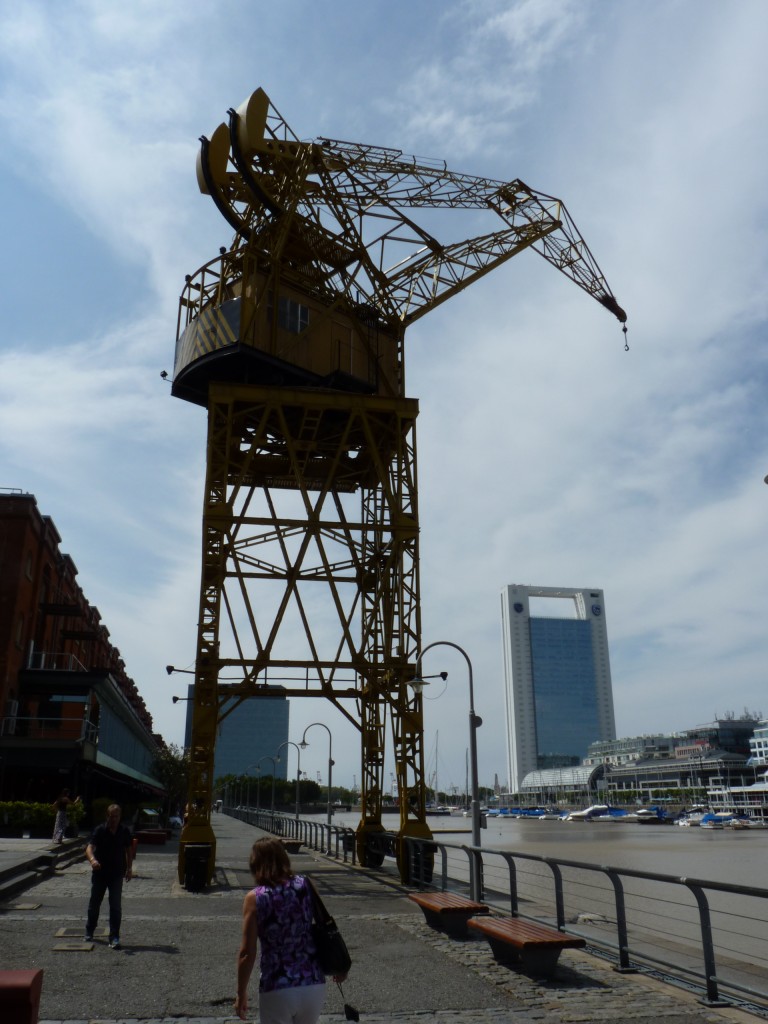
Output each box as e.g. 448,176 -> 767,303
500,584 -> 616,793
529,617 -> 599,767
184,684 -> 290,781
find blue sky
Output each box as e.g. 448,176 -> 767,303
1,0 -> 767,793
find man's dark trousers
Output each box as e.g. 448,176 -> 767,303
87,871 -> 123,940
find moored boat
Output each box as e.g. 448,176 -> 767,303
699,812 -> 731,829
635,806 -> 669,824
566,804 -> 625,821
676,805 -> 709,827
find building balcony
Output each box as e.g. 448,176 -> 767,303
26,651 -> 88,672
1,716 -> 98,744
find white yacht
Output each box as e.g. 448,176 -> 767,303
676,805 -> 709,827
566,804 -> 615,821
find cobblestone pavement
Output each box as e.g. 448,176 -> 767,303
0,816 -> 761,1024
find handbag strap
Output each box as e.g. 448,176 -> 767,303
306,876 -> 333,925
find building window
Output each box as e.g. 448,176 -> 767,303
277,296 -> 309,334
25,553 -> 33,580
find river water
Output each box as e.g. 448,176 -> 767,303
315,810 -> 768,889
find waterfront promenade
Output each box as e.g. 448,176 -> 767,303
0,815 -> 759,1024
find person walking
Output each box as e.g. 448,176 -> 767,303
84,804 -> 134,949
52,788 -> 80,844
235,837 -> 346,1023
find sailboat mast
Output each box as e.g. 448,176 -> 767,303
435,731 -> 439,804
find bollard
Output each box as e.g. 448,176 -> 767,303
0,969 -> 44,1024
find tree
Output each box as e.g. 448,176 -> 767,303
152,743 -> 190,820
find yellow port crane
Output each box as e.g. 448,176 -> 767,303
173,88 -> 626,884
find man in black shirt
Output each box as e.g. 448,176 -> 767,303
84,803 -> 134,949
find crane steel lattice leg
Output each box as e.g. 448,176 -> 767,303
177,384 -> 432,884
177,398 -> 231,882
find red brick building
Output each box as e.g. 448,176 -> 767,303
0,489 -> 164,812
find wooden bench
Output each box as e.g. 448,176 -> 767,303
468,916 -> 586,977
408,891 -> 489,938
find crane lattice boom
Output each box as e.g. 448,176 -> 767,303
197,89 -> 626,339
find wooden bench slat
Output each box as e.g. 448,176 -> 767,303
408,892 -> 487,913
468,917 -> 586,977
469,917 -> 585,949
408,891 -> 489,938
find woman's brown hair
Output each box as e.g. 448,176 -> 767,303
249,837 -> 293,885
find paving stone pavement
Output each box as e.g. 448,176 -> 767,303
0,815 -> 762,1024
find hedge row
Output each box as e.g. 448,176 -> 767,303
0,800 -> 87,828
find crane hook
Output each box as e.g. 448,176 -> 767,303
622,324 -> 629,352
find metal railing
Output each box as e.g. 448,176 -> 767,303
228,805 -> 358,865
224,805 -> 768,1013
26,651 -> 88,672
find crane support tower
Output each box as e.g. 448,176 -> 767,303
172,88 -> 626,885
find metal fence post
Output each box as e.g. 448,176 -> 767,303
605,868 -> 636,973
685,882 -> 729,1006
544,859 -> 566,928
499,852 -> 518,916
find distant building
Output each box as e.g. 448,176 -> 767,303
681,718 -> 758,759
585,735 -> 679,766
517,763 -> 607,804
709,769 -> 768,820
607,745 -> 750,802
501,584 -> 616,793
0,489 -> 164,809
748,721 -> 768,766
183,683 -> 289,782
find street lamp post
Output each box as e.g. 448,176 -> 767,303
300,723 -> 334,828
409,640 -> 483,900
254,755 -> 277,816
244,759 -> 269,812
276,741 -> 302,821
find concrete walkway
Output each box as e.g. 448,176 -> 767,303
0,815 -> 759,1024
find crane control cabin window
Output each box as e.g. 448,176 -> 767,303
276,296 -> 309,334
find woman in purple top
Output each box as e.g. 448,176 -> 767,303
235,837 -> 345,1023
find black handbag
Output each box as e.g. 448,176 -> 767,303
307,878 -> 352,975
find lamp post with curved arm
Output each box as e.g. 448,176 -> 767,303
301,723 -> 334,827
409,641 -> 483,899
244,763 -> 259,811
276,741 -> 302,821
255,755 -> 277,815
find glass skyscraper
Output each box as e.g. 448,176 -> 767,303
501,585 -> 616,793
183,684 -> 290,781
